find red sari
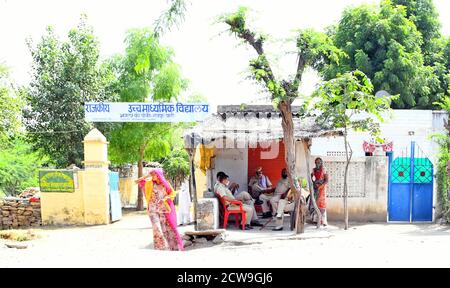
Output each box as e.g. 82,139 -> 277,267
313,167 -> 328,225
313,168 -> 327,210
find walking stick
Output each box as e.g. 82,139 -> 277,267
259,216 -> 274,231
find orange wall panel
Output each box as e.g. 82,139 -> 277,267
247,141 -> 286,187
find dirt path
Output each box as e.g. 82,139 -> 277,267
1,211 -> 450,268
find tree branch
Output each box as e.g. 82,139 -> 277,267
292,54 -> 306,92
224,18 -> 278,90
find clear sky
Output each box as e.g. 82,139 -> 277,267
1,0 -> 449,109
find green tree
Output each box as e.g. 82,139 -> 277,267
108,28 -> 186,210
322,0 -> 441,109
0,139 -> 48,196
162,148 -> 190,190
391,0 -> 441,63
221,7 -> 344,233
312,70 -> 397,229
0,64 -> 22,147
391,0 -> 450,107
24,16 -> 117,168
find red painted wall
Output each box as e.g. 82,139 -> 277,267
247,141 -> 286,188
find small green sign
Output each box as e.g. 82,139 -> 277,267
39,170 -> 75,193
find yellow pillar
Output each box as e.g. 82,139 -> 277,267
82,129 -> 110,225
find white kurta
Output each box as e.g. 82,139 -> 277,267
177,181 -> 192,225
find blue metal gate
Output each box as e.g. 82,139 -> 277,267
388,142 -> 433,222
109,172 -> 122,222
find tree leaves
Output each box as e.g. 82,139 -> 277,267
0,139 -> 47,196
322,1 -> 445,109
311,70 -> 397,140
296,29 -> 346,71
162,148 -> 190,187
154,0 -> 189,38
108,28 -> 186,165
0,65 -> 22,147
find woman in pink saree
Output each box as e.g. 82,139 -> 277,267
137,169 -> 184,251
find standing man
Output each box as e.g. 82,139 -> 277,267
311,157 -> 328,226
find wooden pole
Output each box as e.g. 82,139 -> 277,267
303,139 -> 322,229
190,156 -> 198,230
187,133 -> 198,231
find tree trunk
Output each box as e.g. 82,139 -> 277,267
343,127 -> 353,230
187,148 -> 198,230
279,101 -> 304,234
303,140 -> 322,229
279,101 -> 297,193
136,146 -> 145,211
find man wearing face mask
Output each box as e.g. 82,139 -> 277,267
214,172 -> 262,230
268,168 -> 291,214
258,168 -> 292,218
272,178 -> 308,231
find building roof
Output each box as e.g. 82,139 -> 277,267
185,105 -> 342,147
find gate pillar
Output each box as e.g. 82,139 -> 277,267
82,129 -> 110,225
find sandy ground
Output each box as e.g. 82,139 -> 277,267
1,211 -> 450,268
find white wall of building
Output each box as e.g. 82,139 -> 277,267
209,147 -> 249,193
311,110 -> 447,160
311,110 -> 448,222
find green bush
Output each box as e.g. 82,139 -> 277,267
162,148 -> 190,190
0,139 -> 47,196
437,151 -> 450,220
430,132 -> 450,219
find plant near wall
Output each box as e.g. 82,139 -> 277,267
311,70 -> 396,230
431,96 -> 450,220
431,134 -> 450,220
0,139 -> 48,196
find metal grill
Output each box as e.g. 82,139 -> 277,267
325,160 -> 366,198
413,146 -> 433,184
391,157 -> 411,184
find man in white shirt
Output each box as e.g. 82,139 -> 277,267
258,168 -> 291,218
272,180 -> 308,231
215,172 -> 262,230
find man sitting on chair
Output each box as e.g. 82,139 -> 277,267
214,172 -> 262,230
249,167 -> 275,211
260,168 -> 291,219
272,179 -> 308,231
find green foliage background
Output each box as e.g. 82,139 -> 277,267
322,0 -> 450,109
0,139 -> 48,196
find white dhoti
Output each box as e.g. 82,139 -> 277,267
275,199 -> 295,228
178,182 -> 192,225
